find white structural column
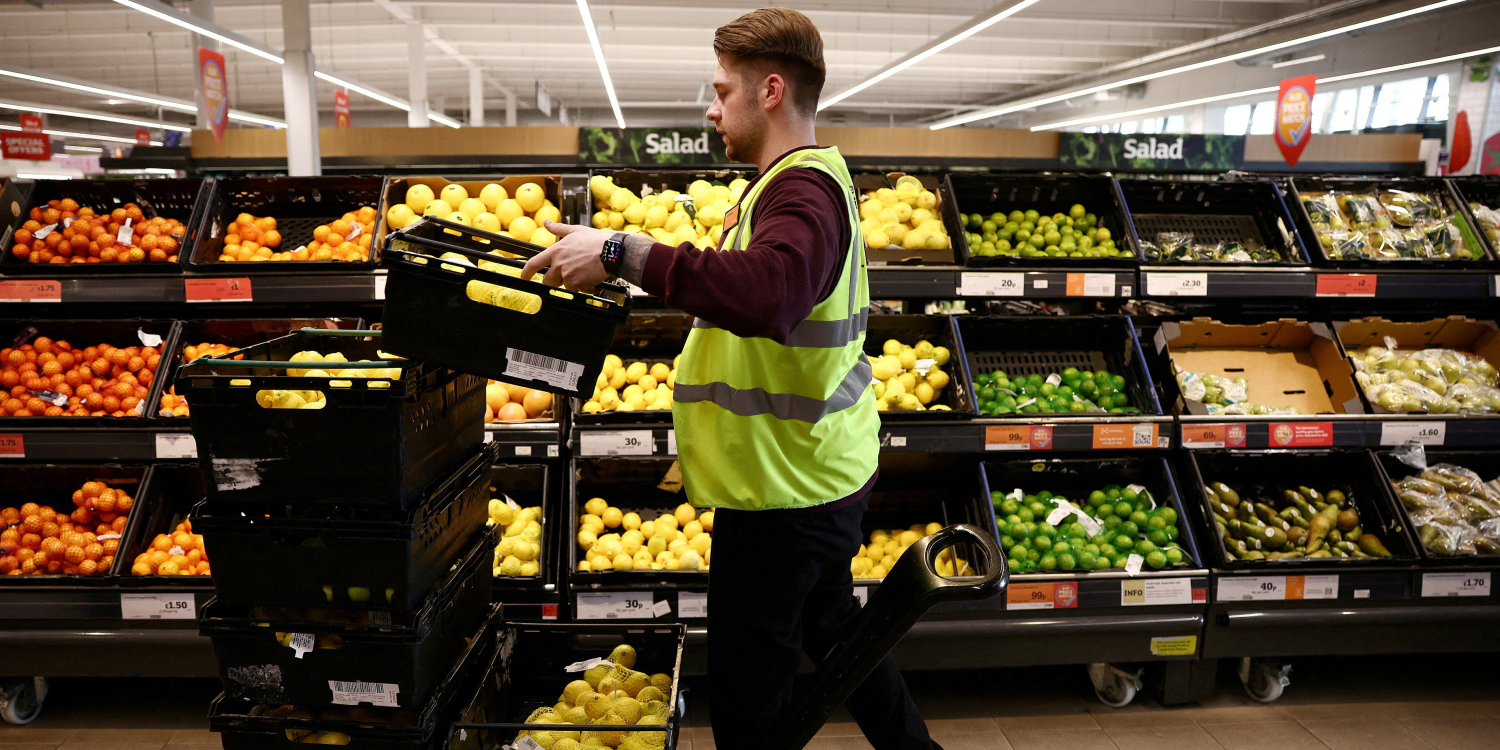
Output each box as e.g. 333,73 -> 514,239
469,67 -> 485,127
407,22 -> 429,128
506,93 -> 517,127
280,0 -> 321,175
189,0 -> 216,131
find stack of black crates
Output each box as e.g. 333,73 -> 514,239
174,327 -> 497,749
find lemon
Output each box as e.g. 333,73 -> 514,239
456,198 -> 487,221
385,203 -> 415,230
925,231 -> 949,251
423,199 -> 453,217
444,211 -> 472,227
516,183 -> 546,213
875,188 -> 898,206
606,211 -> 625,230
882,339 -> 902,356
675,503 -> 696,525
440,184 -> 469,206
535,203 -> 562,226
902,229 -> 929,251
510,216 -> 538,242
644,205 -> 669,229
917,190 -> 937,210
589,175 -> 616,201
531,226 -> 558,247
623,202 -> 647,226
405,183 -> 435,212
915,383 -> 935,404
585,497 -> 608,516
478,183 -> 507,211
911,208 -> 935,226
591,211 -> 611,230
878,207 -> 901,225
882,222 -> 907,245
859,200 -> 882,220
932,346 -> 951,365
474,212 -> 502,233
608,187 -> 634,212
927,368 -> 950,389
865,229 -> 889,250
496,199 -> 524,227
893,202 -> 913,223
898,349 -> 918,370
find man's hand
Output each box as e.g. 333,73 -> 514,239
520,221 -> 612,291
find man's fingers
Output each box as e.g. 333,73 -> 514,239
545,220 -> 581,237
543,261 -> 566,289
519,247 -> 554,279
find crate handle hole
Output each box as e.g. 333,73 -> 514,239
255,390 -> 327,408
440,263 -> 470,274
1282,390 -> 1306,395
1223,368 -> 1245,373
229,379 -> 251,386
550,289 -> 574,300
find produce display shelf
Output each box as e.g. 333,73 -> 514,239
0,584 -> 217,677
948,268 -> 1136,299
483,422 -> 564,460
0,272 -> 381,304
0,428 -> 200,462
1178,414 -> 1500,450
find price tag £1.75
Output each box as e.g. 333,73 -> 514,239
121,592 -> 195,619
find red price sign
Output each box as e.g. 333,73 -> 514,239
0,434 -> 24,457
184,278 -> 253,302
0,279 -> 62,303
1316,274 -> 1376,297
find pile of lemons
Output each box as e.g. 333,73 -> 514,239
583,354 -> 676,414
386,182 -> 562,247
860,176 -> 950,252
254,350 -> 402,410
518,644 -> 673,750
490,499 -> 543,578
577,498 -> 712,572
852,524 -> 971,579
870,338 -> 954,412
588,175 -> 747,250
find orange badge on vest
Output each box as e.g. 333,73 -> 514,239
722,204 -> 740,235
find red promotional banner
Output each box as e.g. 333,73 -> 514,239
334,90 -> 351,128
135,129 -> 151,146
1,114 -> 49,160
198,47 -> 229,145
1275,74 -> 1317,167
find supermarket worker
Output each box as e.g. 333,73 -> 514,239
520,8 -> 941,749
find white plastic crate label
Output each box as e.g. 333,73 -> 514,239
328,680 -> 400,707
957,272 -> 1024,297
32,223 -> 57,239
679,591 -> 707,618
1423,572 -> 1491,597
1145,272 -> 1208,297
853,587 -> 868,607
667,429 -> 677,456
579,430 -> 653,457
116,218 -> 133,246
155,433 -> 197,459
289,633 -> 315,659
482,431 -> 494,444
373,275 -> 388,301
547,445 -> 560,457
576,591 -> 656,619
1121,577 -> 1193,606
1379,422 -> 1446,446
121,592 -> 194,619
504,348 -> 583,391
652,599 -> 672,618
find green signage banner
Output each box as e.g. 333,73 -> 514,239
1058,133 -> 1246,171
578,127 -> 728,165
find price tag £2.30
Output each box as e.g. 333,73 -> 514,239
1145,272 -> 1208,297
576,591 -> 657,619
121,592 -> 195,619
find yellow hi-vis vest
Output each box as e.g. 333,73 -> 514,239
671,146 -> 878,510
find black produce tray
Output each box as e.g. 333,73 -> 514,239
375,174 -> 564,254
1119,178 -> 1310,266
486,463 -> 554,598
573,312 -> 691,426
176,328 -> 484,509
0,319 -> 180,428
188,176 -> 388,273
115,462 -> 209,586
854,453 -> 1000,586
1285,175 -> 1493,267
980,455 -> 1205,572
944,173 -> 1141,267
448,621 -> 685,750
0,177 -> 205,274
200,531 -> 494,709
569,457 -> 707,589
210,611 -> 496,750
0,463 -> 149,583
1182,450 -> 1420,570
1448,175 -> 1500,261
192,444 -> 496,612
863,314 -> 977,420
379,215 -> 630,400
955,315 -> 1162,416
1372,448 -> 1500,566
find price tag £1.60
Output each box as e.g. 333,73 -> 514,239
121,592 -> 195,619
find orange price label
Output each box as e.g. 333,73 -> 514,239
185,277 -> 253,302
985,425 -> 1030,451
1316,274 -> 1376,297
0,279 -> 62,303
1007,583 -> 1056,609
1092,423 -> 1159,450
1065,272 -> 1116,297
0,433 -> 24,457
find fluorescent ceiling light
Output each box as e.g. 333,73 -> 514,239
575,0 -> 626,129
1030,42 -> 1500,131
65,145 -> 104,153
819,0 -> 1044,111
16,174 -> 73,180
0,123 -> 161,145
0,65 -> 284,127
428,111 -> 462,128
933,0 -> 1465,129
108,0 -> 283,64
314,71 -> 411,111
1272,54 -> 1326,68
0,99 -> 192,133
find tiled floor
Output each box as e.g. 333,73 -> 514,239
4,653 -> 1499,750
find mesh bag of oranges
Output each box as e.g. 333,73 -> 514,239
8,199 -> 184,264
131,519 -> 209,576
0,333 -> 162,417
218,207 -> 377,262
0,481 -> 134,576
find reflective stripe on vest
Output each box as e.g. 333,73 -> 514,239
673,357 -> 871,423
690,307 -> 869,349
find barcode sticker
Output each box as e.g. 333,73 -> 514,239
290,633 -> 315,659
504,348 -> 584,391
328,680 -> 400,707
679,591 -> 707,618
517,737 -> 544,750
1132,424 -> 1154,447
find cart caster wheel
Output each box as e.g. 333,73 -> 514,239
1238,659 -> 1290,703
1087,663 -> 1142,708
0,677 -> 47,725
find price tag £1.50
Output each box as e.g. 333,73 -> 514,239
121,592 -> 195,619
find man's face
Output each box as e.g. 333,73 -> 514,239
706,59 -> 767,164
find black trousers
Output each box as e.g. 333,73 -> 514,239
707,495 -> 940,750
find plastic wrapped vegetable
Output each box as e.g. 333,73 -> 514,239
1337,193 -> 1391,230
1471,202 -> 1500,244
1367,227 -> 1430,259
1380,189 -> 1445,226
1157,232 -> 1194,261
1320,229 -> 1370,259
1420,221 -> 1476,259
1176,370 -> 1297,414
1396,464 -> 1500,556
1354,338 -> 1500,414
1302,193 -> 1346,230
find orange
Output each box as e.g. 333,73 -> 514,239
157,561 -> 180,576
151,534 -> 171,552
497,402 -> 528,421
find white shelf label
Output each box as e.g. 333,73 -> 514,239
678,591 -> 707,618
1145,272 -> 1209,297
120,592 -> 195,619
1380,421 -> 1446,446
1216,576 -> 1285,601
328,680 -> 400,707
1121,577 -> 1193,606
547,445 -> 560,457
957,272 -> 1025,297
1423,572 -> 1491,597
504,348 -> 583,391
576,591 -> 656,619
667,429 -> 677,456
514,445 -> 532,456
1079,273 -> 1115,297
374,275 -> 388,301
853,586 -> 868,607
579,430 -> 654,456
651,599 -> 672,618
154,433 -> 197,459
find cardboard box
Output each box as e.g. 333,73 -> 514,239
375,174 -> 563,252
1335,316 -> 1500,414
853,171 -> 957,265
1160,318 -> 1364,415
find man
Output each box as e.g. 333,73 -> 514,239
521,8 -> 939,749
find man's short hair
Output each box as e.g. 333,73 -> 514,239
713,7 -> 826,115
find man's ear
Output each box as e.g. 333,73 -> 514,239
761,72 -> 787,112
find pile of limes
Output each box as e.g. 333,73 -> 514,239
962,204 -> 1124,259
973,367 -> 1138,416
992,486 -> 1187,573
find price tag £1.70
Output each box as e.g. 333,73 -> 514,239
121,592 -> 195,619
1423,572 -> 1490,597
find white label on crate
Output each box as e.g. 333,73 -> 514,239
290,633 -> 315,659
1121,577 -> 1193,606
1045,374 -> 1062,387
957,272 -> 1024,297
579,430 -> 654,457
504,348 -> 583,391
328,681 -> 400,707
1082,273 -> 1116,297
1033,279 -> 1048,289
117,218 -> 133,247
137,328 -> 163,347
1423,572 -> 1491,597
514,445 -> 532,456
576,592 -> 655,620
1301,575 -> 1339,599
374,275 -> 388,301
1355,590 -> 1370,599
1380,421 -> 1446,446
853,587 -> 868,607
679,591 -> 707,618
120,593 -> 194,620
667,430 -> 677,456
517,737 -> 544,750
652,599 -> 672,618
564,657 -> 610,673
1145,272 -> 1209,297
155,433 -> 197,459
1216,576 -> 1286,602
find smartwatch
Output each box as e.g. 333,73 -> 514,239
600,232 -> 627,275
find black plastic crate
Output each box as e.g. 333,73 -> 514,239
177,328 -> 485,509
853,453 -> 999,585
863,314 -> 976,420
380,216 -> 631,400
943,173 -> 1141,267
1285,175 -> 1492,267
188,176 -> 388,272
0,319 -> 179,427
580,168 -> 754,225
980,455 -> 1204,575
1119,178 -> 1309,265
1372,448 -> 1500,566
955,316 -> 1161,417
852,171 -> 961,266
1,177 -> 206,274
1182,450 -> 1419,570
1448,175 -> 1500,262
448,621 -> 685,750
569,457 -> 708,589
0,463 -> 149,583
116,463 -> 210,585
192,444 -> 495,612
574,312 -> 691,426
210,611 -> 496,750
485,462 -> 555,601
200,530 -> 494,709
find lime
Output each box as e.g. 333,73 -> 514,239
1077,552 -> 1096,568
1016,507 -> 1034,522
980,400 -> 998,415
991,369 -> 1009,382
1058,553 -> 1077,571
1147,529 -> 1170,547
1027,547 -> 1041,562
1114,501 -> 1133,517
1069,401 -> 1088,413
1165,548 -> 1184,565
1109,555 -> 1128,569
1146,550 -> 1167,569
1035,522 -> 1058,537
1000,535 -> 1016,550
1027,503 -> 1048,518
978,386 -> 997,402
1121,487 -> 1138,502
1033,535 -> 1053,550
1095,503 -> 1116,518
975,373 -> 994,387
1158,507 -> 1179,525
1112,374 -> 1126,390
1146,515 -> 1167,530
1022,493 -> 1038,505
1007,557 -> 1023,573
1113,534 -> 1134,550
1038,554 -> 1057,571
1095,393 -> 1114,410
999,498 -> 1020,515
1165,525 -> 1180,541
1088,490 -> 1108,507
1024,209 -> 1039,222
1098,543 -> 1117,558
1065,522 -> 1087,539
1083,544 -> 1101,556
1052,541 -> 1071,555
1103,516 -> 1123,530
1119,521 -> 1140,538
1134,539 -> 1157,555
1128,511 -> 1150,526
